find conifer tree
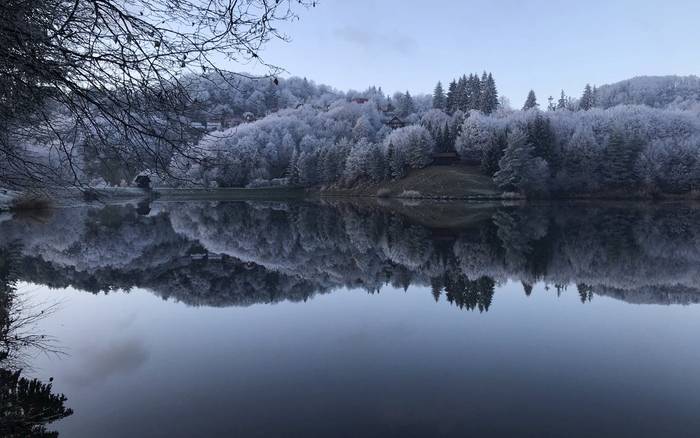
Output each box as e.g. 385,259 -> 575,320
432,82 -> 446,109
579,84 -> 595,110
556,90 -> 568,110
446,80 -> 458,113
467,74 -> 481,110
479,72 -> 499,114
456,75 -> 469,112
523,90 -> 538,110
397,91 -> 415,117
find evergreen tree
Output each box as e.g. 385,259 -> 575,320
481,130 -> 508,176
527,113 -> 557,169
479,72 -> 499,114
523,90 -> 538,110
432,81 -> 446,109
397,91 -> 415,117
368,143 -> 386,182
446,80 -> 458,113
287,148 -> 300,185
387,141 -> 405,180
456,75 -> 469,112
547,96 -> 556,111
602,132 -> 643,188
493,129 -> 550,195
467,73 -> 482,110
579,84 -> 595,110
556,90 -> 568,110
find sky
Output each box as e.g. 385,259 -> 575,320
241,0 -> 700,106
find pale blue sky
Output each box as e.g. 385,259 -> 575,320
245,0 -> 700,106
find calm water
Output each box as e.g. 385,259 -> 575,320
3,200 -> 700,437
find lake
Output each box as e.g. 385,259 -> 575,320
2,199 -> 700,437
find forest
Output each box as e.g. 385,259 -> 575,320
6,71 -> 700,199
166,74 -> 700,198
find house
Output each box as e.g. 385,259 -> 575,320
431,151 -> 461,165
351,97 -> 369,104
385,116 -> 405,130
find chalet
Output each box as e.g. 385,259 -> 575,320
385,116 -> 405,130
351,97 -> 369,104
431,151 -> 461,165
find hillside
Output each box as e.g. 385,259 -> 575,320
323,165 -> 502,199
595,75 -> 700,110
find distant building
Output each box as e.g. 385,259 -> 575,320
431,151 -> 461,165
243,112 -> 256,123
351,97 -> 369,104
386,116 -> 405,130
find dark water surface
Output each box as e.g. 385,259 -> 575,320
3,200 -> 700,437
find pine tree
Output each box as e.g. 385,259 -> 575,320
397,91 -> 415,117
493,129 -> 549,195
479,72 -> 499,114
523,90 -> 538,110
481,130 -> 507,176
456,75 -> 469,112
579,84 -> 595,110
287,148 -> 300,185
547,96 -> 556,111
386,141 -> 404,180
432,81 -> 446,109
368,143 -> 386,182
446,80 -> 458,113
602,132 -> 643,188
556,90 -> 568,110
466,73 -> 481,110
527,113 -> 557,168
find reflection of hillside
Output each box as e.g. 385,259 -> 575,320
2,201 -> 700,308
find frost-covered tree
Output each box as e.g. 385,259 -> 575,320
432,82 -> 446,109
493,129 -> 549,196
385,125 -> 434,171
396,91 -> 416,117
579,84 -> 595,111
480,72 -> 499,114
523,90 -> 538,110
446,80 -> 458,114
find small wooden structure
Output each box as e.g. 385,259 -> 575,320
351,97 -> 369,104
431,151 -> 461,165
386,116 -> 405,130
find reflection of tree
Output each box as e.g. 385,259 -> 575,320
3,201 -> 700,309
0,246 -> 73,437
0,369 -> 73,438
432,271 -> 495,312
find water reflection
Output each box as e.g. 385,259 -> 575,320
1,200 -> 700,308
0,245 -> 73,437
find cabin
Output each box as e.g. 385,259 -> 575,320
431,151 -> 461,165
351,97 -> 369,104
386,116 -> 405,130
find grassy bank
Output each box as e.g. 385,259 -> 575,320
320,165 -> 504,200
